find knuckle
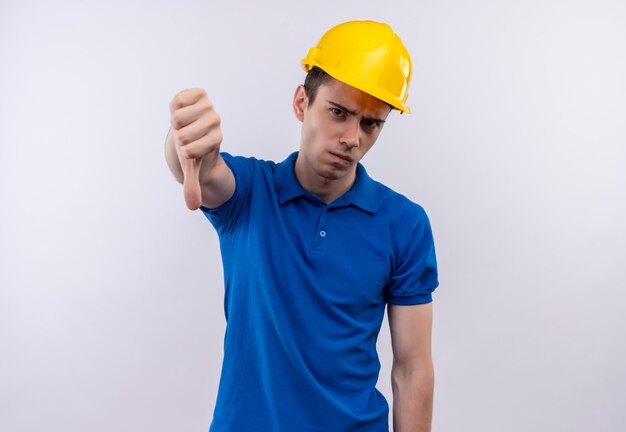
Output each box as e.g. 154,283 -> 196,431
176,130 -> 189,145
170,93 -> 184,111
214,129 -> 224,145
181,146 -> 196,159
204,112 -> 220,131
192,87 -> 207,98
199,102 -> 213,118
170,112 -> 183,129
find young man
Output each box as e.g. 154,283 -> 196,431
165,21 -> 438,432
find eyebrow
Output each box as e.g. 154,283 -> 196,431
328,101 -> 387,124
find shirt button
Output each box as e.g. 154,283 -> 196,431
319,230 -> 326,237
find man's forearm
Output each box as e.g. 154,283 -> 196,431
392,363 -> 434,432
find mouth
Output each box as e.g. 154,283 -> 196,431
328,151 -> 354,164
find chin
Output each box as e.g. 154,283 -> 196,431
319,167 -> 349,181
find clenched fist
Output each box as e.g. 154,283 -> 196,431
169,88 -> 223,210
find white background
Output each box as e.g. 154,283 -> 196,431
1,0 -> 625,431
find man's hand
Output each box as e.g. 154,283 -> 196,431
168,88 -> 223,210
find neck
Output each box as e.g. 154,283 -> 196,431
294,157 -> 356,204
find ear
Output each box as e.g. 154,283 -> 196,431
293,84 -> 308,122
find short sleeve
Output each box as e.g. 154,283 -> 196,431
200,153 -> 255,237
384,208 -> 439,305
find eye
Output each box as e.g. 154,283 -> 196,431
329,107 -> 345,118
361,119 -> 380,130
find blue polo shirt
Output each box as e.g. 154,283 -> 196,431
202,152 -> 438,432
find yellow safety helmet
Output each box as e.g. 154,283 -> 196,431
301,20 -> 412,113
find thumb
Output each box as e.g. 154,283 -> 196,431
181,156 -> 202,210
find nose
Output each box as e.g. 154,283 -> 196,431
339,119 -> 360,148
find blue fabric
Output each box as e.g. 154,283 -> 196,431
201,152 -> 438,432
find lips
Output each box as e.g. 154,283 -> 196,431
329,151 -> 353,163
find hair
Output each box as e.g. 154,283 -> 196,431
303,66 -> 334,105
303,66 -> 395,112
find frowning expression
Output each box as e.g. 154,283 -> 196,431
293,78 -> 392,195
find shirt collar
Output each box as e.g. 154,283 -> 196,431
274,152 -> 379,213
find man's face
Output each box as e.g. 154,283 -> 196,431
293,78 -> 392,187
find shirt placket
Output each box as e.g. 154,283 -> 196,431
309,206 -> 328,254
